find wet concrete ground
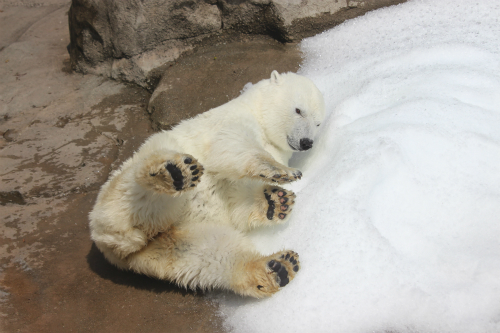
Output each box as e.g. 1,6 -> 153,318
0,1 -> 302,332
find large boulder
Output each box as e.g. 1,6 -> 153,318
68,0 -> 222,89
68,0 -> 406,89
147,37 -> 303,130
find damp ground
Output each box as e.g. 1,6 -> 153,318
0,1 -> 302,332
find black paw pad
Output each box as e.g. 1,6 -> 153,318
268,260 -> 281,271
268,260 -> 290,287
264,191 -> 275,220
264,187 -> 294,221
184,157 -> 192,164
285,253 -> 299,272
166,163 -> 184,190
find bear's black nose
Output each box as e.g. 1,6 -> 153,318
299,138 -> 313,151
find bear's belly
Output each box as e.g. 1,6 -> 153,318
179,175 -> 233,226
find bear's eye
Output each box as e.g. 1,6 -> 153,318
317,124 -> 321,127
295,108 -> 302,115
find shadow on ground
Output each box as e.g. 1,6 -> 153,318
86,243 -> 197,296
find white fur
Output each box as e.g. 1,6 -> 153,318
89,71 -> 325,297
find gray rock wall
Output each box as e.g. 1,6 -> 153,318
68,0 -> 406,89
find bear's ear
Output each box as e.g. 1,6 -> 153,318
270,70 -> 282,85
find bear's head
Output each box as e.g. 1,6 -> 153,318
258,71 -> 325,153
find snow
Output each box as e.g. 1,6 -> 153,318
217,0 -> 500,332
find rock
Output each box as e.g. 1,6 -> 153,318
0,191 -> 26,205
68,0 -> 406,88
217,0 -> 346,41
68,0 -> 222,90
109,39 -> 194,91
148,37 -> 302,130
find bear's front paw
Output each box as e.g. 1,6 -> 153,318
146,154 -> 204,195
263,186 -> 295,222
257,166 -> 302,184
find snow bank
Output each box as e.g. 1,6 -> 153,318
218,1 -> 500,332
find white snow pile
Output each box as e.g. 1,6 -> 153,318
217,1 -> 500,332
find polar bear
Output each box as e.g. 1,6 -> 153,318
89,71 -> 325,298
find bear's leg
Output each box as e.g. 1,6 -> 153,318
135,149 -> 204,195
245,154 -> 302,185
126,224 -> 300,298
204,146 -> 302,184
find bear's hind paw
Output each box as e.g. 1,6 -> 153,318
267,250 -> 300,287
146,154 -> 204,194
239,250 -> 300,298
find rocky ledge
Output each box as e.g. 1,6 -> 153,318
68,0 -> 406,90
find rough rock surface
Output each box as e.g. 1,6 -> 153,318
148,36 -> 303,130
68,0 -> 406,88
